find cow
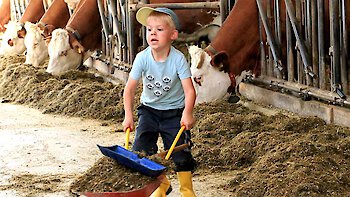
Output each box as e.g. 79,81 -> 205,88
0,0 -> 46,55
0,0 -> 11,32
24,0 -> 71,67
187,0 -> 262,103
46,0 -> 102,75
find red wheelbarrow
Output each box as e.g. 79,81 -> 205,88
86,126 -> 188,197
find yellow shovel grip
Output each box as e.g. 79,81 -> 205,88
165,125 -> 186,160
125,128 -> 131,149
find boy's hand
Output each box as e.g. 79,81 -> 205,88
122,116 -> 134,132
181,112 -> 195,130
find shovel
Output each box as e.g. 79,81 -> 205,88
97,126 -> 187,177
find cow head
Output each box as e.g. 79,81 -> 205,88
24,22 -> 48,67
47,28 -> 87,75
188,45 -> 231,104
0,21 -> 26,55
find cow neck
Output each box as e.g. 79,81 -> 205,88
66,27 -> 82,41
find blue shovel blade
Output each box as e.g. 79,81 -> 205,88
97,144 -> 167,177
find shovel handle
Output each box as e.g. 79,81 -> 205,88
165,125 -> 186,160
125,128 -> 131,149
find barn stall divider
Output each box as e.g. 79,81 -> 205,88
240,0 -> 350,127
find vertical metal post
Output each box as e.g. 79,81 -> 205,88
329,0 -> 341,91
127,5 -> 136,64
286,10 -> 295,82
295,0 -> 304,84
317,0 -> 326,89
340,0 -> 348,94
266,0 -> 274,77
304,0 -> 312,86
311,0 -> 318,87
259,15 -> 267,76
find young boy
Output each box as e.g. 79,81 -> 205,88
122,7 -> 197,197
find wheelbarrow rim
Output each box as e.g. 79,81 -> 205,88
84,175 -> 161,197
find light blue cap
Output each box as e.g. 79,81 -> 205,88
136,7 -> 180,30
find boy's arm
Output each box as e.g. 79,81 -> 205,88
181,78 -> 196,130
122,77 -> 139,132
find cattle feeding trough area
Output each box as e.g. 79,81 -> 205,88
1,0 -> 350,196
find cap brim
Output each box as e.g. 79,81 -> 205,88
136,7 -> 156,27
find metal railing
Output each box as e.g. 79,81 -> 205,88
251,0 -> 350,107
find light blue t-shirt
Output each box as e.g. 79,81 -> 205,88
129,46 -> 191,110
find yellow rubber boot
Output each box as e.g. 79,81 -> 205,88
150,174 -> 172,197
177,171 -> 196,197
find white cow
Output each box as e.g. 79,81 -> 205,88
24,22 -> 48,67
47,28 -> 91,75
0,21 -> 26,55
188,45 -> 231,104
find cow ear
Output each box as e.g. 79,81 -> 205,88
68,33 -> 85,54
17,28 -> 26,38
210,51 -> 230,73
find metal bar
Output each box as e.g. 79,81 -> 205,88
251,76 -> 350,106
311,0 -> 318,87
127,4 -> 136,64
340,0 -> 348,94
267,0 -> 274,77
286,11 -> 294,82
108,0 -> 125,48
220,0 -> 228,23
296,0 -> 304,84
274,0 -> 283,79
259,14 -> 267,76
317,0 -> 326,89
97,0 -> 111,37
285,0 -> 315,78
329,0 -> 341,90
14,0 -> 22,20
256,0 -> 283,73
129,2 -> 220,11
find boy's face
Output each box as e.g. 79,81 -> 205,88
146,16 -> 178,51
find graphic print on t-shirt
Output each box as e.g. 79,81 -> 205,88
146,74 -> 172,97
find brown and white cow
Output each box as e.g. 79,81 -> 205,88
24,0 -> 70,67
47,0 -> 102,75
0,0 -> 11,33
0,0 -> 46,55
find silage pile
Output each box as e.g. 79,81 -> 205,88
1,55 -> 350,196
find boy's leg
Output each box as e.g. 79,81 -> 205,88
160,113 -> 197,197
134,105 -> 172,196
132,105 -> 159,155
